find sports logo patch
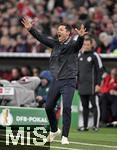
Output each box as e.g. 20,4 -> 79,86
87,56 -> 92,62
80,57 -> 83,61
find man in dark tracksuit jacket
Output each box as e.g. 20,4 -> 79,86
78,38 -> 103,131
22,18 -> 88,144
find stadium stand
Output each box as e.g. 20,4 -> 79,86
0,0 -> 117,53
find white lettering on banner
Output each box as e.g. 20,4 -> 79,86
16,116 -> 48,123
16,116 -> 23,122
33,127 -> 47,146
23,117 -> 28,122
0,87 -> 14,95
6,127 -> 47,146
6,127 -> 24,145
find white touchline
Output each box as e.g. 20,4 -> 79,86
0,140 -> 82,150
1,133 -> 117,149
54,140 -> 117,149
50,146 -> 82,150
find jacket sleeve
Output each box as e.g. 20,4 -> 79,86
93,52 -> 104,85
77,52 -> 81,80
73,36 -> 84,52
29,27 -> 56,48
76,52 -> 82,89
42,95 -> 47,102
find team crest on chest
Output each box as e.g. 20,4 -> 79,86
87,56 -> 92,62
80,57 -> 83,61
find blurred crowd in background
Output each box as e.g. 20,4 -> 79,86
0,66 -> 117,125
0,0 -> 117,53
0,65 -> 41,81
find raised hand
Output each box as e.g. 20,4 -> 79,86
75,24 -> 88,37
21,17 -> 32,30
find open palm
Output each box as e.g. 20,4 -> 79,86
75,24 -> 88,36
21,17 -> 32,30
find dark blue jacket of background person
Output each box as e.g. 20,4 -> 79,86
36,84 -> 50,103
36,70 -> 52,103
29,28 -> 84,80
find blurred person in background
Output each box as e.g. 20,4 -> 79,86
15,35 -> 29,53
99,68 -> 117,123
36,70 -> 52,107
98,32 -> 112,53
21,66 -> 32,77
0,36 -> 11,52
0,76 -> 41,107
17,0 -> 35,17
32,67 -> 40,77
10,67 -> 21,81
78,38 -> 103,131
110,22 -> 117,53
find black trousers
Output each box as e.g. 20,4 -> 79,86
100,93 -> 117,122
45,78 -> 76,137
80,94 -> 100,128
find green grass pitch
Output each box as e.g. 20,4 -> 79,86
0,127 -> 117,150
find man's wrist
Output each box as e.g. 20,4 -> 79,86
27,26 -> 33,32
27,26 -> 32,31
79,34 -> 84,37
78,35 -> 84,39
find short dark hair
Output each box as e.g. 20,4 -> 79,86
59,23 -> 72,32
84,37 -> 93,44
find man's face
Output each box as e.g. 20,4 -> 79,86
111,69 -> 117,78
11,69 -> 19,78
83,40 -> 92,51
41,78 -> 48,86
57,25 -> 70,43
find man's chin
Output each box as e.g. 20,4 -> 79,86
58,38 -> 62,42
59,37 -> 65,42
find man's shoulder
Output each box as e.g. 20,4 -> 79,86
92,51 -> 100,56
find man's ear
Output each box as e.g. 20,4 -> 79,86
67,31 -> 70,36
